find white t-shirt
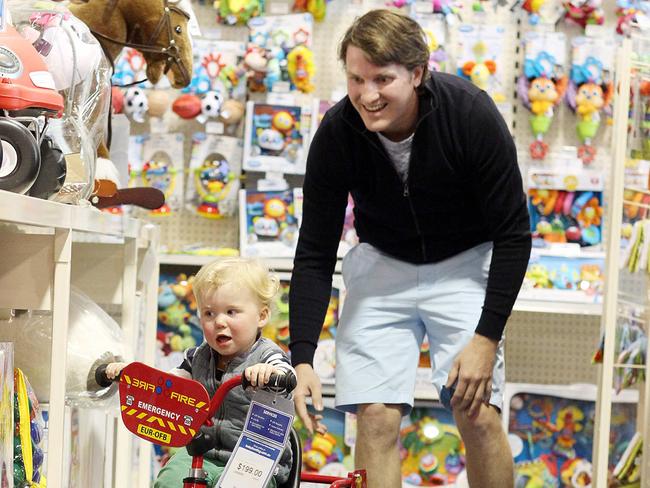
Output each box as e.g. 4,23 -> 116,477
377,132 -> 414,183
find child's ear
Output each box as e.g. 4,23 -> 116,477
258,306 -> 270,328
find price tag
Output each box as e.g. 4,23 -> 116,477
217,390 -> 294,488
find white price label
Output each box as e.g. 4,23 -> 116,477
217,434 -> 281,488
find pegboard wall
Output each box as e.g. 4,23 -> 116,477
134,0 -> 634,386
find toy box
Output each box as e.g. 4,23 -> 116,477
239,188 -> 303,257
503,383 -> 637,487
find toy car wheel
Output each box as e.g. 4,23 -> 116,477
0,118 -> 41,194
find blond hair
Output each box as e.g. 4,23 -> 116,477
192,257 -> 280,312
338,9 -> 430,83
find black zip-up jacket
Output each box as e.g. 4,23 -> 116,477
289,72 -> 532,366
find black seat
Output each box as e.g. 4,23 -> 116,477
279,426 -> 302,488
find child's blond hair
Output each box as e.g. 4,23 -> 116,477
192,257 -> 280,312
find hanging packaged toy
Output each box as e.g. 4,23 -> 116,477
245,13 -> 315,94
130,133 -> 185,216
517,32 -> 568,160
216,0 -> 264,25
456,24 -> 507,102
243,102 -> 310,174
413,11 -> 448,73
562,0 -> 605,29
528,166 -> 604,249
239,188 -> 302,257
187,133 -> 242,219
13,369 -> 46,487
616,0 -> 650,36
292,0 -> 327,21
566,36 -> 615,164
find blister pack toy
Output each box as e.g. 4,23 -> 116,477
567,36 -> 615,164
130,133 -> 185,216
239,188 -> 303,257
243,102 -> 309,174
412,11 -> 448,73
400,405 -> 466,486
504,384 -> 637,488
521,249 -> 604,303
456,24 -> 507,102
528,167 -> 604,249
517,32 -> 568,160
245,13 -> 314,93
187,133 -> 242,219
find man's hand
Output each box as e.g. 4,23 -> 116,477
445,334 -> 498,418
294,363 -> 327,435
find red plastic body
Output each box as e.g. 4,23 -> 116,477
0,25 -> 63,113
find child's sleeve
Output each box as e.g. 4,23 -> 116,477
167,347 -> 197,379
259,347 -> 296,377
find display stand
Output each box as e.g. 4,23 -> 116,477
0,190 -> 159,487
592,35 -> 650,487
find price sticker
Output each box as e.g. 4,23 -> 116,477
217,434 -> 282,488
217,390 -> 294,488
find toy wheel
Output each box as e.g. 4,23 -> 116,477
0,118 -> 40,194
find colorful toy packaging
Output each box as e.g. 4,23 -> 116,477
517,32 -> 568,160
528,167 -> 604,249
13,369 -> 46,488
245,13 -> 315,94
243,102 -> 309,174
567,35 -> 615,164
129,133 -> 185,217
0,343 -> 12,488
262,273 -> 343,385
175,39 -> 247,132
239,188 -> 303,257
411,10 -> 448,73
186,134 -> 242,219
456,24 -> 507,102
400,405 -> 466,486
521,249 -> 604,303
504,383 -> 637,488
293,405 -> 353,476
216,0 -> 265,25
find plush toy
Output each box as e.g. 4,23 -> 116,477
68,0 -> 193,208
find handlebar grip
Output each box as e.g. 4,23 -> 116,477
94,364 -> 119,388
241,371 -> 297,393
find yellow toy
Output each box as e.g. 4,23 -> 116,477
287,45 -> 315,93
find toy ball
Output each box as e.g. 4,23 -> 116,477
264,198 -> 286,218
219,99 -> 245,125
111,86 -> 124,113
272,111 -> 295,133
305,449 -> 326,470
124,87 -> 149,123
201,91 -> 225,118
147,90 -> 170,118
172,94 -> 202,119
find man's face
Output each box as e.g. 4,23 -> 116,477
345,45 -> 423,142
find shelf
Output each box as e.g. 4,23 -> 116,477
0,190 -> 141,239
513,298 -> 602,316
159,253 -> 343,272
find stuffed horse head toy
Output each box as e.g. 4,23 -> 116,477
67,0 -> 193,208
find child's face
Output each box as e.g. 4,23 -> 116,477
199,282 -> 269,363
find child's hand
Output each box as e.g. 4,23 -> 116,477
244,363 -> 283,388
106,362 -> 128,380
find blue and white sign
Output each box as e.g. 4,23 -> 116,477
245,402 -> 293,446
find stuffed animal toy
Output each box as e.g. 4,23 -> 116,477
68,0 -> 194,208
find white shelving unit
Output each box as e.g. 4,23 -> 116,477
0,190 -> 160,488
593,36 -> 650,487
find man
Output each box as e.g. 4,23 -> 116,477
289,9 -> 531,488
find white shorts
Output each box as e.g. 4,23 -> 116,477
335,242 -> 505,415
